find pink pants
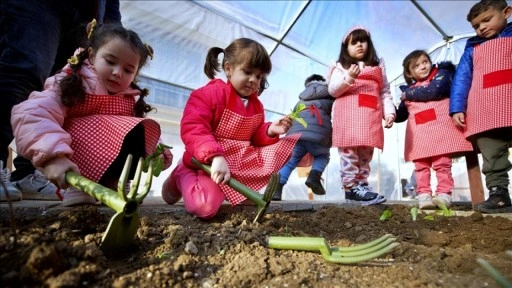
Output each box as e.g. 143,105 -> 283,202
414,155 -> 453,194
338,146 -> 374,187
162,162 -> 225,219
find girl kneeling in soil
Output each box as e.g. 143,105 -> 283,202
11,22 -> 172,207
161,38 -> 300,219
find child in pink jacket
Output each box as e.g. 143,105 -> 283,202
161,38 -> 299,219
11,22 -> 172,206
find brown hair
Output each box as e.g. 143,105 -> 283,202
59,23 -> 154,117
204,38 -> 272,79
467,0 -> 508,21
336,29 -> 380,69
402,50 -> 432,85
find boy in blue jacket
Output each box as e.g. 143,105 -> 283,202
450,0 -> 512,213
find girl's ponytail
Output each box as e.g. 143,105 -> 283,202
59,48 -> 89,107
132,82 -> 155,117
204,47 -> 224,79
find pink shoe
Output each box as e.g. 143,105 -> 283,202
161,168 -> 182,205
57,187 -> 97,207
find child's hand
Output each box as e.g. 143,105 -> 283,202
452,112 -> 466,128
42,156 -> 80,189
211,156 -> 230,184
347,64 -> 360,79
268,116 -> 292,137
161,147 -> 173,170
384,116 -> 395,128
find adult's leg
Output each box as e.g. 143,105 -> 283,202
0,0 -> 81,176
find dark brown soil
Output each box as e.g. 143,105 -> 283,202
1,202 -> 512,288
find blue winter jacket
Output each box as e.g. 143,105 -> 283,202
449,22 -> 512,115
395,62 -> 455,123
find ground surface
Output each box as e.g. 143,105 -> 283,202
1,200 -> 511,288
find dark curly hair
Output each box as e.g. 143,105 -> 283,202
59,23 -> 154,117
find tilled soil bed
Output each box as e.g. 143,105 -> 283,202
1,202 -> 512,287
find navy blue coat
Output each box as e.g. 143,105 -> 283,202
395,62 -> 456,123
286,81 -> 334,147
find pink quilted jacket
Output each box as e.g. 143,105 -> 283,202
11,60 -> 141,167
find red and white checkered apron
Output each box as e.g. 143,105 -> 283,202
63,94 -> 161,182
466,37 -> 512,138
332,66 -> 385,149
214,109 -> 300,205
404,98 -> 473,161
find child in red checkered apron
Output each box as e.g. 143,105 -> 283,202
450,0 -> 512,214
161,38 -> 300,219
395,50 -> 473,210
326,26 -> 396,206
11,22 -> 172,206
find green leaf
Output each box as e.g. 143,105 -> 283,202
288,104 -> 308,128
424,215 -> 435,221
143,143 -> 172,176
410,207 -> 419,221
379,209 -> 392,221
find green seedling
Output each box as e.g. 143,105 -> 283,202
410,207 -> 419,221
143,143 -> 172,177
288,103 -> 307,128
379,209 -> 392,221
423,215 -> 435,221
268,234 -> 399,264
434,201 -> 455,217
477,251 -> 512,288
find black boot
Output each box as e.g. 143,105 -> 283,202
272,183 -> 284,201
474,187 -> 512,214
305,170 -> 325,195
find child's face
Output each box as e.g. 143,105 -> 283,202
346,35 -> 368,61
407,54 -> 432,82
470,6 -> 512,39
225,63 -> 265,97
89,37 -> 141,94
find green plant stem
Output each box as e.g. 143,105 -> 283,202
477,258 -> 512,288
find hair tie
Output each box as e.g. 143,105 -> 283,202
67,55 -> 79,65
87,19 -> 97,40
144,43 -> 154,60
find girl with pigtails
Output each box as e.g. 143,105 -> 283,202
161,38 -> 300,219
11,21 -> 172,206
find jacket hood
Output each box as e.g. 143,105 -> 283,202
298,82 -> 333,101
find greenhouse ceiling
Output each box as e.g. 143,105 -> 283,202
120,0 -> 487,116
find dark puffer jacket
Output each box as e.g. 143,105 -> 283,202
286,80 -> 334,147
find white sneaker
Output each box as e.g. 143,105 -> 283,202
433,193 -> 452,209
418,193 -> 435,209
57,187 -> 97,207
0,161 -> 22,202
11,170 -> 60,200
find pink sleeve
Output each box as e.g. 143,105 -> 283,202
327,63 -> 354,98
11,88 -> 73,167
